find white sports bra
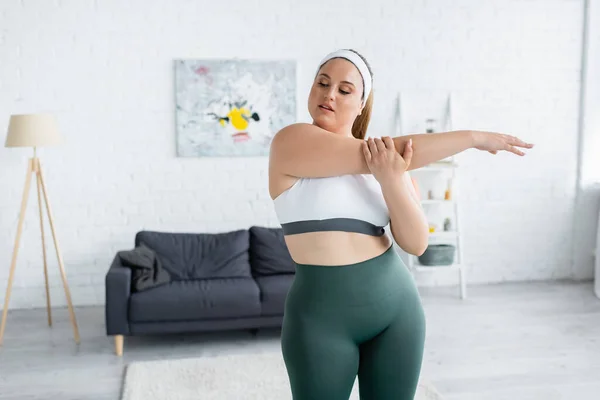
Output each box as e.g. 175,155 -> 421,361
272,174 -> 390,236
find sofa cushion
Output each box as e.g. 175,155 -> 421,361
129,277 -> 261,322
249,226 -> 296,275
255,274 -> 294,316
135,230 -> 251,280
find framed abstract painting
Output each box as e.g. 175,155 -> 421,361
174,58 -> 297,157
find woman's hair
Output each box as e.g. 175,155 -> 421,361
348,49 -> 373,140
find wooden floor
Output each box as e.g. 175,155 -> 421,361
0,281 -> 599,400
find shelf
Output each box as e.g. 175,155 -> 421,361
413,161 -> 458,172
428,231 -> 458,239
397,91 -> 466,298
413,263 -> 462,272
421,199 -> 455,205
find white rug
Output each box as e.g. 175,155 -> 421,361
121,351 -> 444,400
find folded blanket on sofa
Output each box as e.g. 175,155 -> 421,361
117,244 -> 171,292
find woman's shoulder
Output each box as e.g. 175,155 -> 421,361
273,122 -> 321,139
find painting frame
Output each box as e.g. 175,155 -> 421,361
174,58 -> 297,158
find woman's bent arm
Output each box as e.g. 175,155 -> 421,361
381,177 -> 429,256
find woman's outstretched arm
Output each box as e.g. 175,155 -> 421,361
395,130 -> 534,171
269,123 -> 533,179
398,130 -> 473,170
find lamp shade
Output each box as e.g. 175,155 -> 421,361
5,113 -> 63,148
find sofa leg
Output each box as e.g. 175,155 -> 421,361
114,335 -> 124,356
250,328 -> 259,336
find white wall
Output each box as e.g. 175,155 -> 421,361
0,0 -> 594,309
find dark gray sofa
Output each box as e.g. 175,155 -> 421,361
105,226 -> 295,356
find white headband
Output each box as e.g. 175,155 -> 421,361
317,49 -> 372,104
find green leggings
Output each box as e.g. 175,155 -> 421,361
281,245 -> 426,400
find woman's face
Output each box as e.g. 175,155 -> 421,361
308,58 -> 365,135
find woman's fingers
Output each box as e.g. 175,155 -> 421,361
382,136 -> 395,150
499,136 -> 525,155
374,137 -> 387,153
368,138 -> 378,154
504,134 -> 534,149
403,139 -> 413,166
362,141 -> 372,163
513,136 -> 534,148
505,143 -> 525,156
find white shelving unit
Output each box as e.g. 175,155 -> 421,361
396,91 -> 467,299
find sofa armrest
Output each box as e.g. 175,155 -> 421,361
105,255 -> 131,335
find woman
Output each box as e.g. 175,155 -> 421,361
268,49 -> 533,400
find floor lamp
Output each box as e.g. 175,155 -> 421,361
0,113 -> 80,345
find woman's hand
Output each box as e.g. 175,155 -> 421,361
471,130 -> 534,156
362,136 -> 413,185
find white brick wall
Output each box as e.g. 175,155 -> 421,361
0,0 -> 593,309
